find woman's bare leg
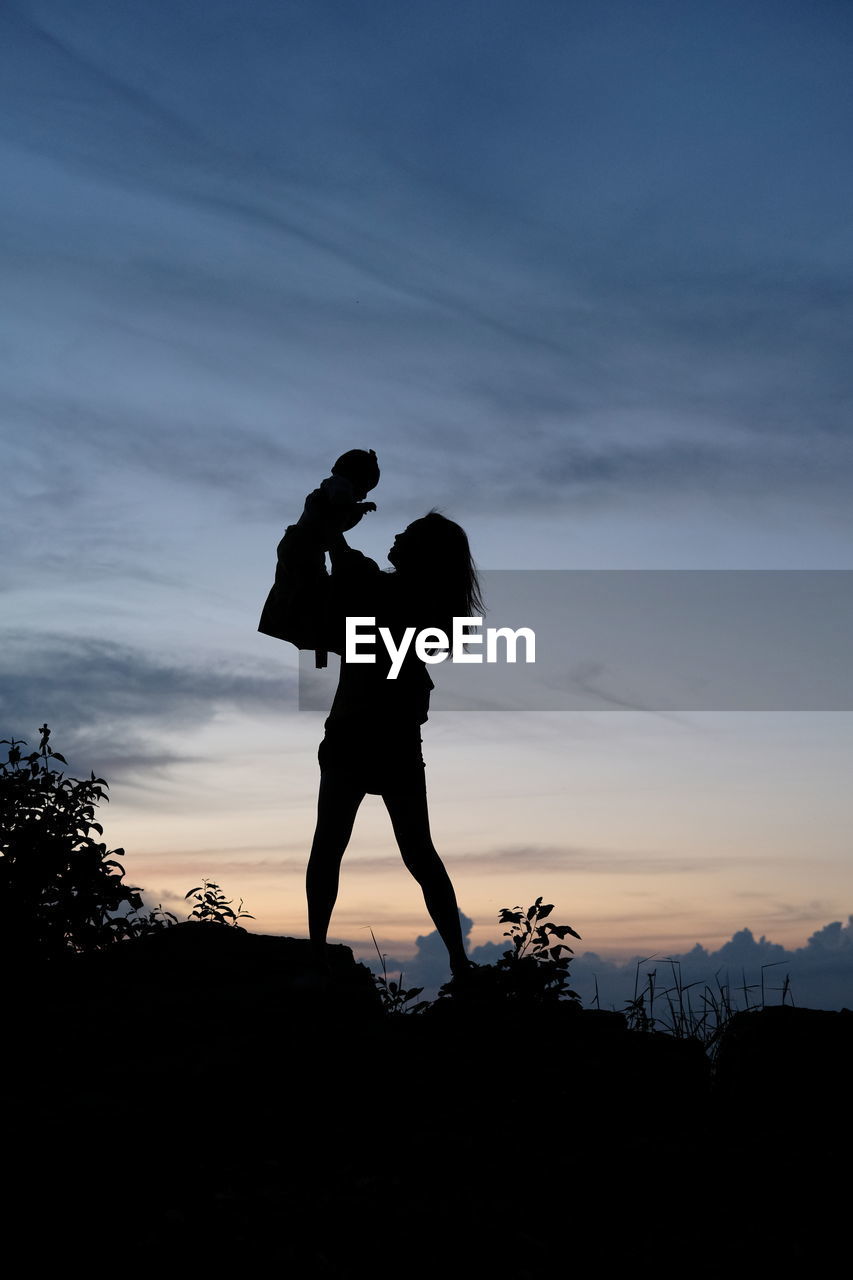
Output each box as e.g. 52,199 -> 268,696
381,775 -> 469,973
306,770 -> 365,964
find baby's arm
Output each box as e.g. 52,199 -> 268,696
324,476 -> 378,514
336,500 -> 375,532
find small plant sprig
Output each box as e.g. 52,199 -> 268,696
370,928 -> 429,1014
500,895 -> 581,961
185,879 -> 254,928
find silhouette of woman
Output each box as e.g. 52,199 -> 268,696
307,512 -> 482,976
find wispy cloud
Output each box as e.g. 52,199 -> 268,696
0,633 -> 295,776
3,0 -> 853,532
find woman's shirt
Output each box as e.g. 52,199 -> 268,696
326,545 -> 434,727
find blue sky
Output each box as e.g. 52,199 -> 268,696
2,0 -> 852,1002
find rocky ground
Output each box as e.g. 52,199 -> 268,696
8,926 -> 851,1275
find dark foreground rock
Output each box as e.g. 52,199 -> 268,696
6,930 -> 851,1276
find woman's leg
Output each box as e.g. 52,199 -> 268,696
382,775 -> 469,973
306,770 -> 365,962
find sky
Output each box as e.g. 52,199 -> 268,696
2,0 -> 852,1005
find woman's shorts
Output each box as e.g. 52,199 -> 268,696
318,719 -> 425,795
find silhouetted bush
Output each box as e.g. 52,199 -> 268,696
0,725 -> 168,956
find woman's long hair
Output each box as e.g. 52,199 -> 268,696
392,511 -> 483,635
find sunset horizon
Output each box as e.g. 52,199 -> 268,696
3,0 -> 852,1011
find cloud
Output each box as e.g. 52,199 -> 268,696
571,916 -> 853,1014
3,0 -> 853,534
433,844 -> 769,877
365,913 -> 853,1010
365,911 -> 477,998
0,632 -> 295,778
5,391 -> 306,511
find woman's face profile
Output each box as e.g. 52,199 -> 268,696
388,523 -> 417,568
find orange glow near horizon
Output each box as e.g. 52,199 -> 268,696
102,708 -> 853,969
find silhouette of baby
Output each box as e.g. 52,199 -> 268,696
297,448 -> 380,540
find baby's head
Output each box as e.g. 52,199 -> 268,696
332,448 -> 380,500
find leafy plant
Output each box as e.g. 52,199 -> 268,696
185,878 -> 254,927
437,896 -> 582,1005
493,896 -> 582,1002
0,725 -> 166,955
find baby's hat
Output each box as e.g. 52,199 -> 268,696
332,448 -> 380,494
